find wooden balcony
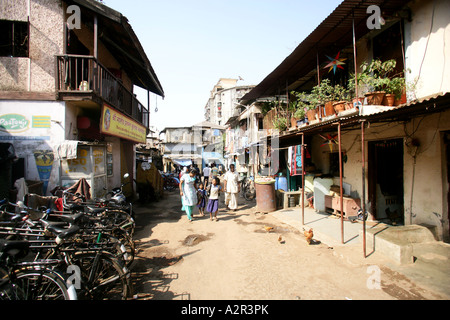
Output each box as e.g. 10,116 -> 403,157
56,54 -> 149,128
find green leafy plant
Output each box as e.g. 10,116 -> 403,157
385,76 -> 405,100
359,59 -> 400,92
272,115 -> 288,131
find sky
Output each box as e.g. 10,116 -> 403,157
102,0 -> 343,131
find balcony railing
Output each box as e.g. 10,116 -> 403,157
56,54 -> 149,128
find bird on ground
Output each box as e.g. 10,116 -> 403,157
264,226 -> 274,232
303,227 -> 314,245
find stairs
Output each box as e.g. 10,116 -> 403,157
362,224 -> 449,265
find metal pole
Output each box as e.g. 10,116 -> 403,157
338,122 -> 344,244
352,13 -> 359,103
361,121 -> 366,257
301,133 -> 305,226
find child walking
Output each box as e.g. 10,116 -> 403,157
196,183 -> 207,216
206,177 -> 221,221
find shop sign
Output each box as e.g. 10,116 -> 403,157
100,104 -> 146,144
0,114 -> 30,133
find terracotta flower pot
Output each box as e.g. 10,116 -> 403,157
344,102 -> 354,110
333,101 -> 346,113
394,91 -> 407,106
324,101 -> 335,116
365,91 -> 385,105
290,117 -> 298,128
382,93 -> 395,106
306,109 -> 318,123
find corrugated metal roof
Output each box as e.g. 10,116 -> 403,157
242,0 -> 411,102
276,92 -> 450,146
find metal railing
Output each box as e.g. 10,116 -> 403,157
56,54 -> 149,128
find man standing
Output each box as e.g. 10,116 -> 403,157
210,163 -> 219,180
224,164 -> 240,211
202,164 -> 211,186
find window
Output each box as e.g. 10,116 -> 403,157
0,20 -> 29,57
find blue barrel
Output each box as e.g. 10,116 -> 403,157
276,177 -> 288,191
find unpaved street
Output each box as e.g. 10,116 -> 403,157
130,191 -> 446,300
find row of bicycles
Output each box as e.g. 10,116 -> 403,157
0,178 -> 136,300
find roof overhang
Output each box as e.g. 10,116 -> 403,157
276,93 -> 450,148
242,0 -> 411,102
69,0 -> 164,97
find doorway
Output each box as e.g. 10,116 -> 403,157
368,138 -> 404,224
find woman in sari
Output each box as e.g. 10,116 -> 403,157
179,169 -> 198,221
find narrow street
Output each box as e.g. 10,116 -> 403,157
130,191 -> 447,301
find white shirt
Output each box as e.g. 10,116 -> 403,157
203,167 -> 211,177
208,184 -> 220,199
224,170 -> 239,193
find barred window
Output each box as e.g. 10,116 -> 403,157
0,20 -> 29,57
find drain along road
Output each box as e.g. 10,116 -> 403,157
130,190 -> 446,301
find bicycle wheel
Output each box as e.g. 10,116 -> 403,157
6,267 -> 75,300
244,185 -> 256,200
72,251 -> 131,300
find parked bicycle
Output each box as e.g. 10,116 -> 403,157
0,239 -> 77,300
0,199 -> 133,300
241,176 -> 256,201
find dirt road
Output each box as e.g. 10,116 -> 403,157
130,190 -> 446,300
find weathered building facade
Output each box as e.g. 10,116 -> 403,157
0,0 -> 164,199
241,0 -> 450,243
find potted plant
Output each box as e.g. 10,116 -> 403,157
273,114 -> 288,131
347,73 -> 364,108
359,59 -> 398,105
383,76 -> 405,106
294,106 -> 306,126
312,79 -> 335,117
306,91 -> 321,122
332,84 -> 350,113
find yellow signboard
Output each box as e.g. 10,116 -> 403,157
100,104 -> 147,144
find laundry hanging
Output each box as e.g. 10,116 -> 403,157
289,145 -> 302,176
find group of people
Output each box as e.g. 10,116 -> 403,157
179,163 -> 240,222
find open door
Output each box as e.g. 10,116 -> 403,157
368,138 -> 404,224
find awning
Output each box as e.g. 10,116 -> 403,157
241,0 -> 411,101
172,159 -> 192,167
71,0 -> 164,97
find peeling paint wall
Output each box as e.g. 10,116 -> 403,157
0,100 -> 66,195
309,108 -> 450,240
404,0 -> 450,99
0,0 -> 64,92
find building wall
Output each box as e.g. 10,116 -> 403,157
309,107 -> 450,240
0,0 -> 65,92
0,100 -> 66,195
405,0 -> 450,99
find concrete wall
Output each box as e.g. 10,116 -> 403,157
404,0 -> 450,99
0,0 -> 64,92
0,100 -> 66,195
309,108 -> 450,240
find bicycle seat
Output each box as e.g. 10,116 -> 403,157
57,212 -> 84,224
85,206 -> 106,214
0,239 -> 30,260
46,224 -> 80,239
68,204 -> 84,212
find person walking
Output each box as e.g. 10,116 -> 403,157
206,177 -> 221,221
223,164 -> 240,211
179,169 -> 198,222
196,183 -> 207,217
202,164 -> 211,187
210,163 -> 219,180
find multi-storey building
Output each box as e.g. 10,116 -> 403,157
204,78 -> 254,126
0,0 -> 164,199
